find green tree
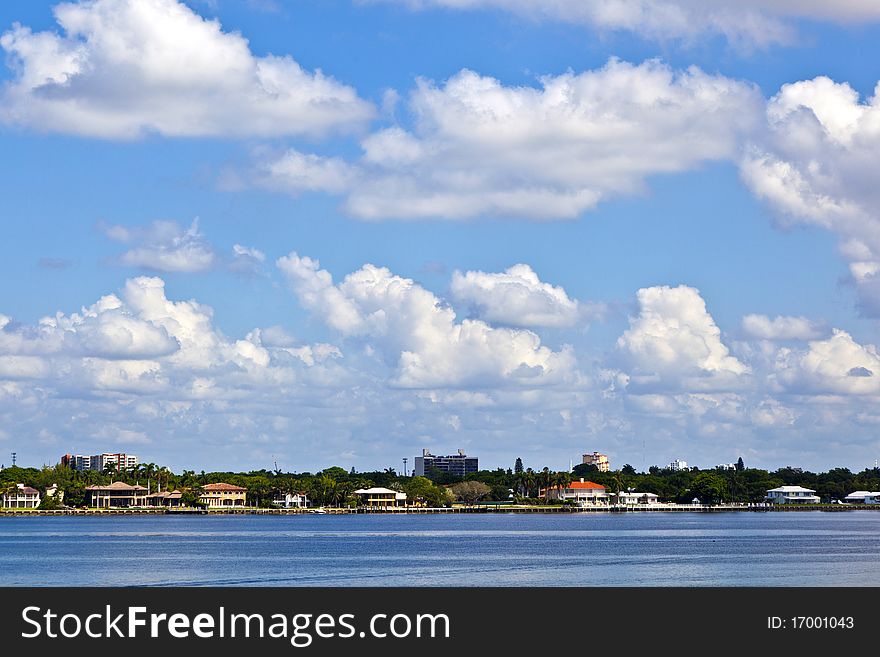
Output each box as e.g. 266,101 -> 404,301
690,473 -> 728,505
450,481 -> 491,505
514,458 -> 523,474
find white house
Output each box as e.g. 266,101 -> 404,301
613,491 -> 660,505
844,491 -> 880,504
541,479 -> 608,506
765,485 -> 821,504
272,491 -> 310,508
353,487 -> 407,507
2,484 -> 41,508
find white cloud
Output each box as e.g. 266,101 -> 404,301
741,75 -> 880,316
741,314 -> 825,341
618,285 -> 748,390
0,0 -> 373,138
257,59 -> 761,220
368,1 -> 880,48
774,329 -> 880,395
103,219 -> 215,273
450,264 -> 582,327
750,398 -> 797,427
277,252 -> 576,387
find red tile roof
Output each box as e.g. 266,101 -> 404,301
567,481 -> 605,490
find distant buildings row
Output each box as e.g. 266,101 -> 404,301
60,452 -> 139,472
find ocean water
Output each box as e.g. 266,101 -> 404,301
2,511 -> 879,586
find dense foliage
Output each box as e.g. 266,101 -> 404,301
2,458 -> 879,507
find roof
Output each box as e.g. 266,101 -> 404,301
567,481 -> 605,490
12,486 -> 40,495
767,485 -> 816,493
844,491 -> 877,498
200,483 -> 246,492
85,481 -> 147,491
354,487 -> 400,495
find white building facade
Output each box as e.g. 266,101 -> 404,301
765,486 -> 821,504
2,484 -> 41,508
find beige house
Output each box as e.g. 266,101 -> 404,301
353,487 -> 407,507
199,482 -> 247,508
45,484 -> 64,504
145,490 -> 184,507
2,484 -> 41,508
85,481 -> 148,508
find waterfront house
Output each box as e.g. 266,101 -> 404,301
85,481 -> 148,508
199,482 -> 247,508
353,487 -> 407,507
45,484 -> 64,504
540,479 -> 608,506
844,490 -> 880,504
272,491 -> 310,508
145,490 -> 184,507
613,491 -> 660,506
765,485 -> 821,504
2,484 -> 41,508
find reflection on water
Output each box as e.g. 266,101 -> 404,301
2,511 -> 879,586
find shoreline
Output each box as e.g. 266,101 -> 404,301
2,503 -> 879,516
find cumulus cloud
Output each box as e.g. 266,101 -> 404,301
741,314 -> 826,341
256,59 -> 761,220
277,252 -> 575,387
103,219 -> 215,273
617,285 -> 748,390
0,0 -> 373,138
741,75 -> 880,316
774,329 -> 880,395
368,1 -> 880,48
450,264 -> 583,327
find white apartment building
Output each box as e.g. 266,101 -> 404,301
62,452 -> 139,472
668,459 -> 688,471
765,486 -> 821,504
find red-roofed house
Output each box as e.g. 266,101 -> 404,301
2,484 -> 41,508
541,479 -> 608,506
199,483 -> 247,508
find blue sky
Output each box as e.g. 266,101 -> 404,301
2,0 -> 880,473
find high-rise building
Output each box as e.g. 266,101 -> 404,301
414,449 -> 478,477
668,459 -> 688,471
582,452 -> 610,472
61,452 -> 139,472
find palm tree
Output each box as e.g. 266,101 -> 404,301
524,469 -> 537,498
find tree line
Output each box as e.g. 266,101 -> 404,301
2,457 -> 879,508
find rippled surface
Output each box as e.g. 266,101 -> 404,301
2,511 -> 879,586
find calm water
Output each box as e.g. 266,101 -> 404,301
2,511 -> 879,586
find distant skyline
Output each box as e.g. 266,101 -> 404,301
2,1 -> 880,473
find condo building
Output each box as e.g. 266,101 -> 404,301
582,452 -> 610,472
61,452 -> 139,472
414,449 -> 478,477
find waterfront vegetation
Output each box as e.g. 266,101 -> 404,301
2,457 -> 880,509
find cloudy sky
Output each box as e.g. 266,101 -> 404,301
2,0 -> 880,473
